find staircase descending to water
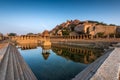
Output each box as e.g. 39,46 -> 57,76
0,43 -> 37,80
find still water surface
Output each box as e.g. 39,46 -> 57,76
18,44 -> 103,80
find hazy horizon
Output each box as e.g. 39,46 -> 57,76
0,0 -> 120,35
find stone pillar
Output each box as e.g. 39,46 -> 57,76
82,35 -> 85,39
75,36 -> 76,39
71,36 -> 72,39
114,35 -> 116,38
96,35 -> 98,39
78,35 -> 80,39
80,35 -> 81,39
87,35 -> 89,39
90,35 -> 94,39
22,36 -> 23,40
81,35 -> 83,39
107,35 -> 110,39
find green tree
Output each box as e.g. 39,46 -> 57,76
109,33 -> 115,37
116,33 -> 120,38
27,33 -> 34,35
62,28 -> 70,35
96,32 -> 104,37
70,24 -> 76,31
8,33 -> 17,36
109,24 -> 116,26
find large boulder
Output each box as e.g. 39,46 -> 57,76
74,24 -> 84,34
69,32 -> 79,36
116,27 -> 120,33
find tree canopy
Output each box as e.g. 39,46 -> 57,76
8,33 -> 17,36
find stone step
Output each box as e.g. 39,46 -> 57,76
5,45 -> 14,80
0,45 -> 10,80
13,45 -> 25,80
0,43 -> 37,80
15,47 -> 36,80
12,46 -> 21,80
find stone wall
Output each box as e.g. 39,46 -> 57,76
9,35 -> 50,44
93,25 -> 116,35
83,23 -> 117,36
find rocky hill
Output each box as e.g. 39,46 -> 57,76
50,19 -> 120,37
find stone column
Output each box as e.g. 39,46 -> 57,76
114,35 -> 116,38
107,35 -> 110,39
90,35 -> 94,39
96,35 -> 98,39
82,35 -> 85,39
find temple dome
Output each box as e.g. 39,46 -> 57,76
42,30 -> 50,37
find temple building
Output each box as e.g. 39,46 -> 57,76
42,30 -> 50,37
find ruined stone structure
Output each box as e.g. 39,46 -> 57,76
9,31 -> 51,45
57,30 -> 62,36
41,30 -> 51,46
9,35 -> 42,44
83,21 -> 117,36
51,34 -> 91,40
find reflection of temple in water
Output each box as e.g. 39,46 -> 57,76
42,52 -> 50,60
51,44 -> 104,64
41,45 -> 51,60
18,43 -> 51,60
17,44 -> 39,50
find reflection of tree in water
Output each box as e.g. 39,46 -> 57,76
51,44 -> 104,64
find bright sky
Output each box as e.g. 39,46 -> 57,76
0,0 -> 120,35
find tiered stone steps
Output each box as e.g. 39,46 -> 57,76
0,43 -> 37,80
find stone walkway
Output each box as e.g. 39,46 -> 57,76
90,48 -> 120,80
72,49 -> 114,80
0,43 -> 37,80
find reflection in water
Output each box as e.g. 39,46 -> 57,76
18,44 -> 51,60
17,43 -> 38,50
42,52 -> 50,60
41,45 -> 51,60
18,43 -> 104,80
18,43 -> 103,64
51,44 -> 104,64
